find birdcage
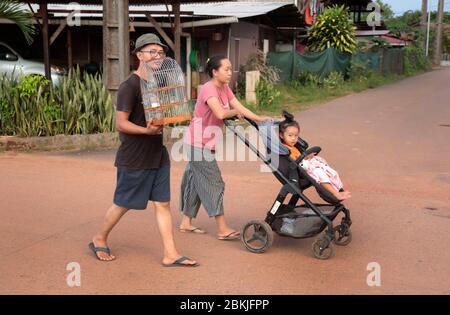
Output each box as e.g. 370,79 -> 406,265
140,57 -> 192,125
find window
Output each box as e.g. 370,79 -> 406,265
0,44 -> 14,61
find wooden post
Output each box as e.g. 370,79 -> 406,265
40,0 -> 51,80
173,0 -> 181,63
245,70 -> 260,105
103,0 -> 130,98
67,27 -> 72,68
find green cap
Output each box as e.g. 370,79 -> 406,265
133,33 -> 168,54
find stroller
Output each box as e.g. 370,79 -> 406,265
224,112 -> 352,259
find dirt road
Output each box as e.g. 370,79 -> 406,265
1,69 -> 449,294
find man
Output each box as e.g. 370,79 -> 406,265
89,33 -> 198,267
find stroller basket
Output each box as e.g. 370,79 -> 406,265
272,205 -> 341,238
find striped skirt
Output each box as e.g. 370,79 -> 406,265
179,144 -> 225,218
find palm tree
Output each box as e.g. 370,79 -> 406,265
0,0 -> 36,44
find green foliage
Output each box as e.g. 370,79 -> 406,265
444,34 -> 450,55
376,0 -> 394,20
0,68 -> 114,137
0,0 -> 36,44
308,5 -> 357,53
291,70 -> 346,90
323,71 -> 344,89
236,50 -> 280,99
403,45 -> 431,75
17,75 -> 50,98
294,72 -> 322,87
256,79 -> 280,109
385,10 -> 421,37
348,59 -> 373,83
236,50 -> 281,109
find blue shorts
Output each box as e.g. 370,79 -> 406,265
113,164 -> 170,210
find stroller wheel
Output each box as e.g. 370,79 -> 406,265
333,225 -> 352,246
241,220 -> 273,254
312,236 -> 333,260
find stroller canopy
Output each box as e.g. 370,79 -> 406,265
258,120 -> 290,156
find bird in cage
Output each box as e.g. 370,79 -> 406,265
140,57 -> 192,125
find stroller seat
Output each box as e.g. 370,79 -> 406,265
258,120 -> 341,205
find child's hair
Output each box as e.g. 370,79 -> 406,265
279,110 -> 300,134
205,55 -> 227,78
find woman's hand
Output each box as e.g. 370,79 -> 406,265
256,115 -> 274,122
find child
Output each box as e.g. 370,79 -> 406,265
279,113 -> 351,201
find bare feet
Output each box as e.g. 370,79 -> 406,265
90,236 -> 116,261
337,190 -> 352,201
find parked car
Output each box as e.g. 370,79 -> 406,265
0,41 -> 66,86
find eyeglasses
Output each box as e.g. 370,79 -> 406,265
139,50 -> 166,57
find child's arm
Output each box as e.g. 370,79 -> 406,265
321,183 -> 351,201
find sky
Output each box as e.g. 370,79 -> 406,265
382,0 -> 449,16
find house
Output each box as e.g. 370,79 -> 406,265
0,1 -> 304,97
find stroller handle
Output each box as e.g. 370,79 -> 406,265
224,117 -> 277,130
223,116 -> 259,129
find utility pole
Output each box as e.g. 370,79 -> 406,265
421,0 -> 428,49
433,0 -> 445,65
421,0 -> 428,27
426,0 -> 431,56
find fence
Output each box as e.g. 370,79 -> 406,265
267,48 -> 405,82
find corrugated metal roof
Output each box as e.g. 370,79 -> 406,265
23,1 -> 293,19
24,1 -> 237,4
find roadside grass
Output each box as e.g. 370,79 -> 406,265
243,70 -> 428,117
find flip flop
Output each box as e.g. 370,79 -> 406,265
88,242 -> 114,261
217,231 -> 240,240
179,227 -> 206,234
162,256 -> 199,268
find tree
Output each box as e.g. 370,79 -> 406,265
307,5 -> 357,53
0,0 -> 36,44
376,0 -> 394,21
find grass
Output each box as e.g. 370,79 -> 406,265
243,71 -> 427,116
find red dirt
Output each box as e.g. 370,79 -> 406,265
1,68 -> 449,294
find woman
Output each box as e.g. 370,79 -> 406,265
179,55 -> 272,240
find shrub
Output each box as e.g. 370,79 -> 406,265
256,79 -> 280,109
323,71 -> 345,89
307,5 -> 357,53
348,59 -> 373,83
0,68 -> 114,136
403,45 -> 431,75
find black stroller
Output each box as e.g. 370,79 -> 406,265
224,112 -> 352,259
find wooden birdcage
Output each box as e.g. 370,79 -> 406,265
140,57 -> 192,125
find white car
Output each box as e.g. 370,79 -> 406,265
0,41 -> 66,86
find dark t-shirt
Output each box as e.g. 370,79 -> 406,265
114,73 -> 170,170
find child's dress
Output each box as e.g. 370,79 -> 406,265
299,156 -> 344,192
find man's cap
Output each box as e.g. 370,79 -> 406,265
133,33 -> 168,54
